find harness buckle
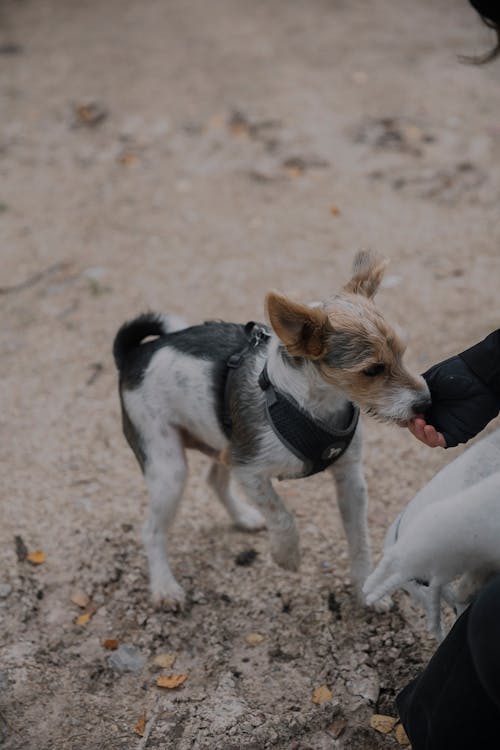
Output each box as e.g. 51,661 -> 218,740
227,353 -> 243,369
321,444 -> 344,460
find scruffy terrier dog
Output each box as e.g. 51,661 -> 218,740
113,251 -> 430,609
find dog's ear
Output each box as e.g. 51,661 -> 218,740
265,292 -> 328,359
344,250 -> 387,298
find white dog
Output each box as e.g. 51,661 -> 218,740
363,429 -> 500,639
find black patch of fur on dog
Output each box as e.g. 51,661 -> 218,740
113,313 -> 173,389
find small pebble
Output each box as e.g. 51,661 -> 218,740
0,584 -> 12,599
108,644 -> 146,673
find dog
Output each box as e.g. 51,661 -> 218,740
363,428 -> 500,639
113,251 -> 430,609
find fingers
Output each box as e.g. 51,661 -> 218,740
408,418 -> 446,448
423,423 -> 447,448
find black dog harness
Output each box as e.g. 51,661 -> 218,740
222,323 -> 360,478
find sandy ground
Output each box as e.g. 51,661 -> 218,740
1,0 -> 500,748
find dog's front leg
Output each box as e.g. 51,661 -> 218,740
233,469 -> 300,571
427,582 -> 444,641
329,433 -> 372,602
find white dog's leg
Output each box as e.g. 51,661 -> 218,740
233,469 -> 300,570
143,426 -> 187,609
427,582 -> 444,641
207,462 -> 266,531
330,455 -> 372,602
364,569 -> 405,605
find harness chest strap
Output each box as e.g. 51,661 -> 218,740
221,322 -> 271,435
258,364 -> 360,477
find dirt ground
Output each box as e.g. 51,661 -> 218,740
1,0 -> 500,748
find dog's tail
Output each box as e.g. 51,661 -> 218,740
113,312 -> 187,372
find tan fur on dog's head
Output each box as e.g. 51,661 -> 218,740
266,251 -> 430,424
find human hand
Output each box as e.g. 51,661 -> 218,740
420,355 -> 500,448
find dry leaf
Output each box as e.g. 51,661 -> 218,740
245,632 -> 265,646
76,612 -> 92,626
26,550 -> 45,565
156,673 -> 188,689
71,591 -> 90,609
118,151 -> 138,166
370,714 -> 398,734
134,714 -> 146,736
395,723 -> 411,745
330,205 -> 341,216
153,653 -> 176,669
75,103 -> 108,127
311,685 -> 333,704
103,639 -> 119,651
328,718 -> 347,738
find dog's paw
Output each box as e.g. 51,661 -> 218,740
271,537 -> 301,571
369,594 -> 394,613
151,581 -> 186,611
234,504 -> 266,532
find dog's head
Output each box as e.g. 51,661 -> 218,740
265,251 -> 430,424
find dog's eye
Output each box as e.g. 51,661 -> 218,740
362,363 -> 385,377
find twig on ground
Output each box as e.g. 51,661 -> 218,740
0,262 -> 68,295
137,709 -> 159,750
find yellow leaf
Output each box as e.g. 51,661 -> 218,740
370,714 -> 398,734
134,714 -> 146,736
71,591 -> 90,609
245,632 -> 265,646
311,685 -> 333,704
76,612 -> 92,626
27,551 -> 45,565
103,639 -> 119,651
153,653 -> 176,669
395,723 -> 411,746
156,673 -> 188,689
118,151 -> 138,166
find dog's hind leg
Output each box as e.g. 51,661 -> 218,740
207,462 -> 266,531
142,426 -> 188,610
232,469 -> 300,571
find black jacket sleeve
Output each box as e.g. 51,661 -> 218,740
422,330 -> 500,447
459,330 -> 500,398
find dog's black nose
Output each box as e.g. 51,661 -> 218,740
412,397 -> 431,415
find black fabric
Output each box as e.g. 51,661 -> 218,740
460,330 -> 500,398
422,353 -> 500,447
470,0 -> 500,24
396,574 -> 500,750
258,364 -> 360,477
